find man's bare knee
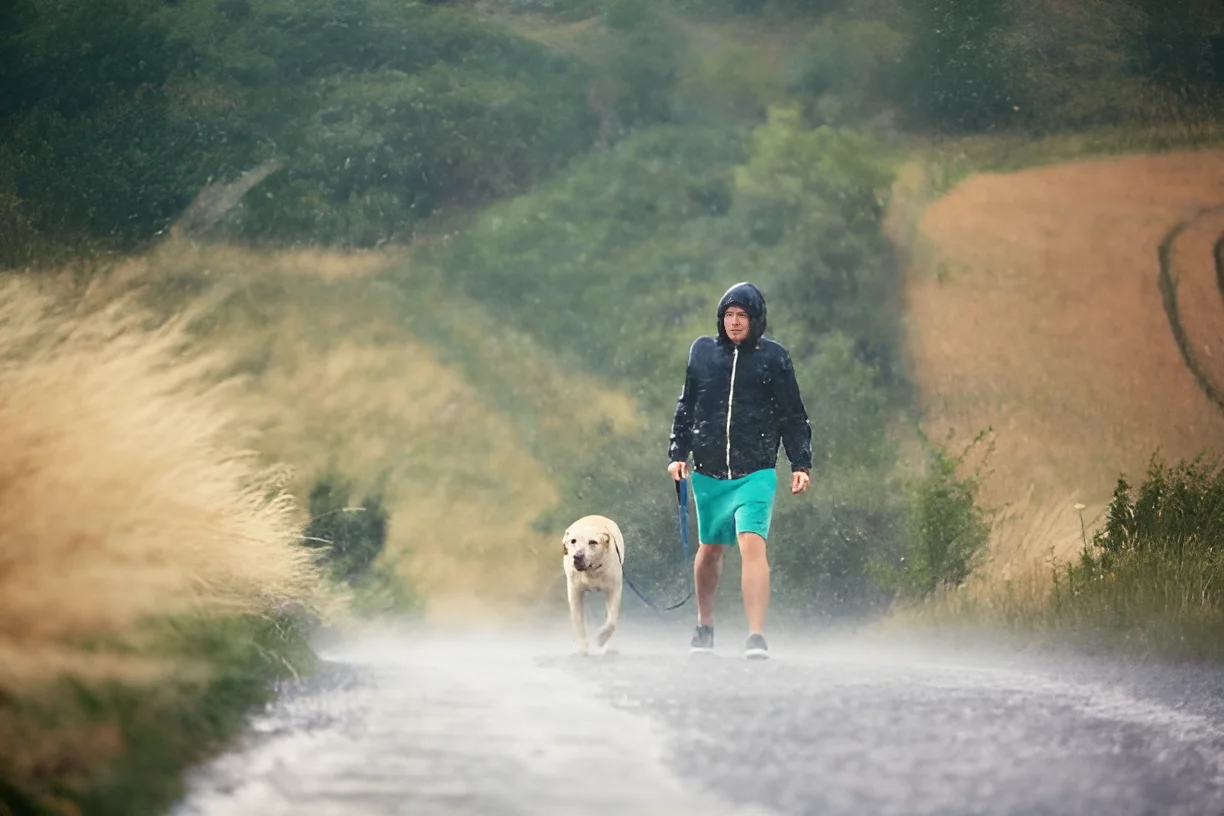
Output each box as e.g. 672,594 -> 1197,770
738,533 -> 768,564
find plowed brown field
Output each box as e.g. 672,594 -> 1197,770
1164,207 -> 1224,413
905,149 -> 1224,573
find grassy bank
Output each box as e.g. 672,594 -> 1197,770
885,456 -> 1224,664
3,612 -> 314,816
0,275 -> 321,815
114,237 -> 617,616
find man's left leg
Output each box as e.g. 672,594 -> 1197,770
734,470 -> 776,660
738,532 -> 769,636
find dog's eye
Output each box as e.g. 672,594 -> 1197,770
588,539 -> 597,546
570,538 -> 577,544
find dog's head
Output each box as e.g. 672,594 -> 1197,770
561,520 -> 613,573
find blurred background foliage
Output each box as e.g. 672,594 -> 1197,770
7,2 -> 1224,810
2,0 -> 1222,617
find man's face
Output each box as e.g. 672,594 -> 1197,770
723,305 -> 750,345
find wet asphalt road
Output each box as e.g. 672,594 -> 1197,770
173,618 -> 1224,816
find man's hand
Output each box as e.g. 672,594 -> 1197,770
791,470 -> 810,495
668,461 -> 689,481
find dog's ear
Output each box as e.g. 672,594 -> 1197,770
599,531 -> 611,549
561,530 -> 570,556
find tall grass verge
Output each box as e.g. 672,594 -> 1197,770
0,275 -> 321,814
887,455 -> 1224,663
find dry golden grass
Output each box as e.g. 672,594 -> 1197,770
903,148 -> 1224,569
878,489 -> 1084,637
94,237 -> 644,623
879,567 -> 1055,638
0,275 -> 318,693
974,488 -> 1097,585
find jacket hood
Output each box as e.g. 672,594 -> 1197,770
716,282 -> 767,346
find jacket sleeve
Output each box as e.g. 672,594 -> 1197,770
774,348 -> 813,472
668,340 -> 699,463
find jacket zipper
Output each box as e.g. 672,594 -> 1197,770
725,346 -> 739,479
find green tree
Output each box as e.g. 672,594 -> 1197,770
730,107 -> 902,382
1127,0 -> 1224,93
871,430 -> 993,599
896,0 -> 1023,132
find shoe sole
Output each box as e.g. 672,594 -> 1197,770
690,645 -> 714,654
744,648 -> 770,660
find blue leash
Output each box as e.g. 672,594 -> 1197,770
675,476 -> 691,559
621,477 -> 695,614
663,477 -> 695,611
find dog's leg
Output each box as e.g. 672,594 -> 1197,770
567,578 -> 588,654
594,581 -> 622,654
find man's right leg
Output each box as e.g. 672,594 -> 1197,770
688,470 -> 734,652
737,532 -> 769,635
694,543 -> 726,626
690,543 -> 724,653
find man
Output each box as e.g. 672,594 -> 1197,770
667,281 -> 812,660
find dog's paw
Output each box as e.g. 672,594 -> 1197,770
595,625 -> 617,648
574,642 -> 590,656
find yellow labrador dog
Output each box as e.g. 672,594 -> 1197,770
561,515 -> 625,655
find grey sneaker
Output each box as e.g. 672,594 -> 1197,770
690,624 -> 714,653
744,633 -> 769,660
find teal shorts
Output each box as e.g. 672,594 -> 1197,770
690,468 -> 777,546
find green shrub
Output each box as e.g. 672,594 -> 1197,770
872,429 -> 993,600
1041,455 -> 1224,660
783,17 -> 907,126
299,471 -> 419,614
302,472 -> 389,585
1088,454 -> 1224,566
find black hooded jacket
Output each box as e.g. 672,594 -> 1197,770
668,282 -> 813,480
